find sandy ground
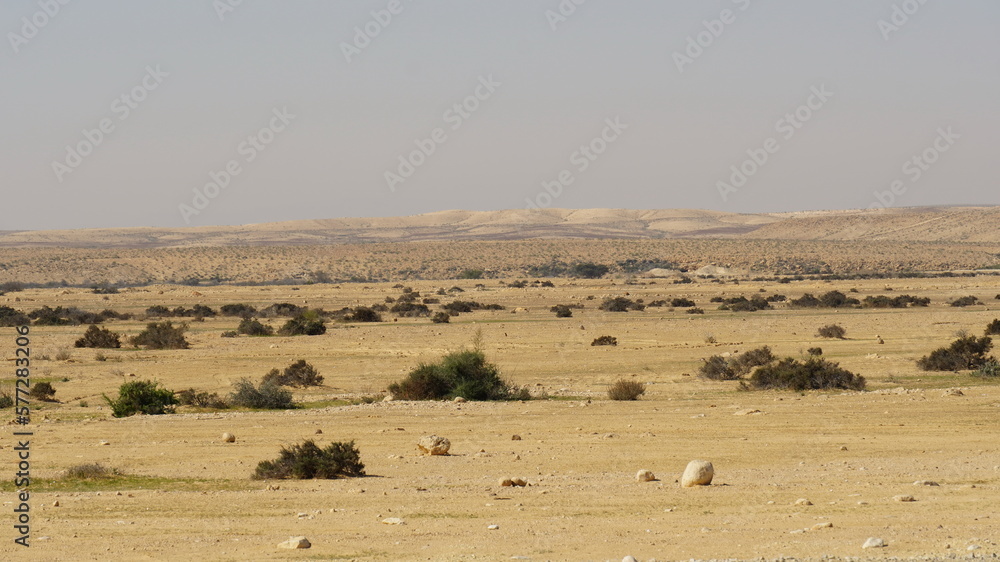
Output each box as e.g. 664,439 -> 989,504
1,277 -> 999,560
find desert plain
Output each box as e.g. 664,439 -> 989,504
0,208 -> 999,561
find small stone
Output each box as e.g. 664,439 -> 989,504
278,536 -> 311,549
221,433 -> 235,443
862,537 -> 886,549
623,557 -> 639,562
487,524 -> 499,530
511,434 -> 522,441
52,501 -> 60,507
636,469 -> 656,482
499,478 -> 514,487
98,441 -> 110,446
381,517 -> 405,525
811,522 -> 833,530
315,429 -> 323,435
893,494 -> 916,502
681,460 -> 714,487
968,545 -> 981,551
511,477 -> 527,487
913,480 -> 939,486
453,396 -> 466,403
417,435 -> 451,456
839,446 -> 848,451
382,395 -> 394,402
794,498 -> 813,506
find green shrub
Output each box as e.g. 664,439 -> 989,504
387,350 -> 526,401
699,346 -> 775,380
817,324 -> 847,339
600,297 -> 643,312
238,318 -> 274,336
431,312 -> 450,323
917,335 -> 993,371
591,335 -> 618,346
985,319 -> 1000,336
131,322 -> 190,349
29,381 -> 56,401
347,307 -> 382,322
278,310 -> 327,336
550,305 -> 573,318
74,325 -> 122,348
103,380 -> 178,417
950,296 -> 981,307
252,439 -> 364,480
974,359 -> 1000,378
261,360 -> 323,387
746,358 -> 866,391
229,378 -> 295,409
608,379 -> 645,400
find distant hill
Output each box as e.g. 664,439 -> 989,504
0,206 -> 997,248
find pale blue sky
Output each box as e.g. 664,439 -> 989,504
2,1 -> 998,229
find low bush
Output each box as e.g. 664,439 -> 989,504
670,298 -> 696,308
278,310 -> 327,336
229,378 -> 295,409
987,319 -> 1000,336
431,312 -> 450,323
175,388 -> 229,409
699,346 -> 775,380
807,347 -> 823,356
917,335 -> 993,371
390,302 -> 431,317
0,392 -> 12,409
746,358 -> 866,391
862,294 -> 930,308
252,439 -> 364,480
74,325 -> 122,348
551,305 -> 573,318
974,359 -> 1000,378
0,306 -> 30,327
131,322 -> 190,349
687,307 -> 705,314
717,296 -> 771,312
238,318 -> 274,336
262,360 -> 323,387
387,350 -> 526,401
591,335 -> 618,346
261,303 -> 306,317
571,263 -> 610,279
608,379 -> 645,400
220,303 -> 258,317
817,324 -> 847,339
103,380 -> 178,417
791,291 -> 860,308
950,296 -> 981,307
347,307 -> 382,322
600,297 -> 644,312
221,330 -> 239,338
64,463 -> 123,480
29,381 -> 57,402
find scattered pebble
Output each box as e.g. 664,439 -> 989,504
862,537 -> 886,549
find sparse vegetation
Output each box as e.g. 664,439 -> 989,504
917,335 -> 993,371
717,296 -> 771,312
278,310 -> 327,336
252,439 -> 364,480
861,294 -> 930,308
950,295 -> 981,307
0,392 -> 12,409
64,463 -> 123,480
699,346 -> 776,380
607,379 -> 645,400
387,349 -> 527,401
347,307 -> 382,322
29,381 -> 57,401
0,306 -> 30,327
571,263 -> 610,279
175,388 -> 229,409
74,325 -> 122,348
103,380 -> 178,417
986,319 -> 1000,336
599,297 -> 644,312
551,304 -> 573,318
807,347 -> 823,356
687,307 -> 705,314
816,324 -> 847,339
974,359 -> 1000,378
237,318 -> 274,336
670,298 -> 696,308
431,312 -> 450,323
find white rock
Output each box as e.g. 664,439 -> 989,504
794,498 -> 813,506
681,460 -> 714,487
636,469 -> 656,482
278,536 -> 311,549
221,432 -> 235,443
453,396 -> 466,403
623,557 -> 639,562
913,480 -> 939,486
417,435 -> 451,456
381,517 -> 405,525
812,522 -> 833,530
487,524 -> 500,530
862,537 -> 886,548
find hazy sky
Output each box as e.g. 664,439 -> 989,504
2,1 -> 998,230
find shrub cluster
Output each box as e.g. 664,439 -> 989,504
861,294 -> 930,308
238,318 -> 274,336
390,302 -> 431,317
28,306 -> 130,326
262,360 -> 323,387
220,303 -> 258,317
699,346 -> 776,380
176,388 -> 229,409
950,296 -> 981,307
0,306 -> 30,327
715,295 -> 771,312
346,307 -> 382,322
229,378 -> 295,409
986,319 -> 1000,336
387,350 -> 527,401
551,304 -> 573,317
917,335 -> 993,371
145,304 -> 216,318
29,382 -> 57,402
131,322 -> 190,349
571,263 -> 610,279
104,380 -> 178,417
790,291 -> 860,308
441,300 -> 504,315
74,325 -> 122,348
431,312 -> 450,323
608,379 -> 645,400
591,335 -> 618,346
599,297 -> 644,312
253,440 -> 364,480
278,310 -> 327,336
974,359 -> 1000,378
816,324 -> 847,339
747,358 -> 866,391
260,303 -> 307,317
